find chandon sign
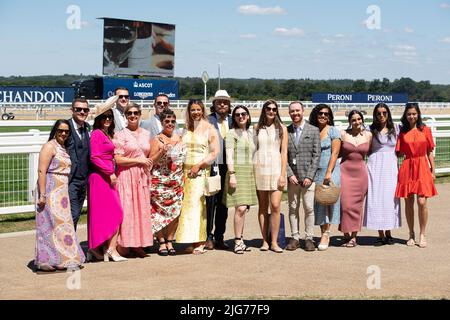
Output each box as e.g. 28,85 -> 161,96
0,87 -> 75,103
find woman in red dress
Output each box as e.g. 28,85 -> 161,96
395,103 -> 437,248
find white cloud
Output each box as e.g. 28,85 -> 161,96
439,37 -> 450,43
273,27 -> 304,37
391,44 -> 416,51
240,34 -> 257,39
404,27 -> 414,33
238,5 -> 286,15
440,3 -> 450,9
394,51 -> 417,57
334,34 -> 345,38
322,38 -> 334,44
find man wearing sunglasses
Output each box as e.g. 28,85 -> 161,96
141,93 -> 172,138
67,97 -> 91,230
205,89 -> 233,251
112,87 -> 130,132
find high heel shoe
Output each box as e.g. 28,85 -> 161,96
87,248 -> 104,262
318,231 -> 330,251
104,248 -> 128,262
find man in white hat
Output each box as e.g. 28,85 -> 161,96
205,89 -> 233,250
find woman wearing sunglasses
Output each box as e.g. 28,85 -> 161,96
87,96 -> 127,262
253,99 -> 288,253
364,103 -> 401,246
149,109 -> 186,256
223,105 -> 257,254
113,103 -> 154,258
308,104 -> 341,251
34,119 -> 85,272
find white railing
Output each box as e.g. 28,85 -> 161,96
1,117 -> 450,215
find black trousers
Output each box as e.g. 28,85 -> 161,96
69,178 -> 87,230
206,164 -> 229,241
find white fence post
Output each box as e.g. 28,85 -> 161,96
28,130 -> 41,202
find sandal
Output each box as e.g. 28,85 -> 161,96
418,235 -> 427,248
234,238 -> 250,254
345,238 -> 357,248
406,232 -> 416,246
166,240 -> 176,256
318,231 -> 330,251
385,235 -> 395,245
157,239 -> 168,256
260,241 -> 270,251
193,245 -> 206,255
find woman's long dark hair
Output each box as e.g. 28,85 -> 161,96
400,102 -> 424,133
93,112 -> 115,138
309,104 -> 335,127
256,99 -> 283,139
370,103 -> 396,143
48,119 -> 71,147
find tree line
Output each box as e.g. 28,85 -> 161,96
1,75 -> 449,102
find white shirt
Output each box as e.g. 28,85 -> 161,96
293,119 -> 305,142
113,107 -> 127,132
71,118 -> 86,140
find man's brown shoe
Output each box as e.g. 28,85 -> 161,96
286,238 -> 300,251
215,240 -> 230,250
205,239 -> 214,250
304,239 -> 316,252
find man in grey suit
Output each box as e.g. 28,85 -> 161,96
141,93 -> 170,138
286,101 -> 321,251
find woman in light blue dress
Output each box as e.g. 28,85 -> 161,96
309,104 -> 341,251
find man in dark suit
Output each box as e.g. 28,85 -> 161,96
205,90 -> 233,250
286,101 -> 321,251
67,97 -> 91,230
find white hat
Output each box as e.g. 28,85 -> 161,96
94,95 -> 119,119
211,89 -> 231,102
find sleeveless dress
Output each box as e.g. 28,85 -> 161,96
395,126 -> 437,198
222,128 -> 257,207
176,130 -> 210,243
314,126 -> 341,225
34,139 -> 85,268
339,140 -> 370,233
88,129 -> 123,249
113,128 -> 153,248
151,140 -> 186,233
364,129 -> 401,230
253,125 -> 283,191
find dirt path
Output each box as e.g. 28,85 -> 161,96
1,184 -> 449,300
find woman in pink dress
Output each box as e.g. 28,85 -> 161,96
113,103 -> 154,258
87,96 -> 127,262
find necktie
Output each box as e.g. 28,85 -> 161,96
219,119 -> 227,139
79,127 -> 85,141
295,127 -> 301,144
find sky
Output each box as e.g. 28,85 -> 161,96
1,0 -> 450,84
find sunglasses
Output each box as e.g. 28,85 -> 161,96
266,107 -> 277,112
156,101 -> 169,107
318,111 -> 330,117
163,119 -> 176,124
56,129 -> 70,134
235,112 -> 248,118
377,111 -> 388,116
74,107 -> 90,113
126,111 -> 140,116
118,95 -> 129,99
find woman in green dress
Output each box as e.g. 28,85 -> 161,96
223,106 -> 257,254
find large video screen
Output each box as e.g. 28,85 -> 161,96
102,18 -> 175,77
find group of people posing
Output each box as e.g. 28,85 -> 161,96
33,87 -> 437,272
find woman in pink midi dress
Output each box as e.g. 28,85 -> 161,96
113,103 -> 154,258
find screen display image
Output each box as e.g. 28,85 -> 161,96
102,18 -> 175,77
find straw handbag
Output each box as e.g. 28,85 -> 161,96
204,174 -> 221,196
315,182 -> 340,205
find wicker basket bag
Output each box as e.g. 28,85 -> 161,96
314,182 -> 340,205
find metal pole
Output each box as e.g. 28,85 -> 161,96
218,63 -> 221,90
204,83 -> 207,104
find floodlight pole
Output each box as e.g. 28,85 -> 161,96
202,71 -> 209,104
218,63 -> 221,90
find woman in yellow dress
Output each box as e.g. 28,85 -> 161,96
177,99 -> 219,254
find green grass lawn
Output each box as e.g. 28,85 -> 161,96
0,126 -> 52,133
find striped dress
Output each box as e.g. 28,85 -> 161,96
222,129 -> 257,207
